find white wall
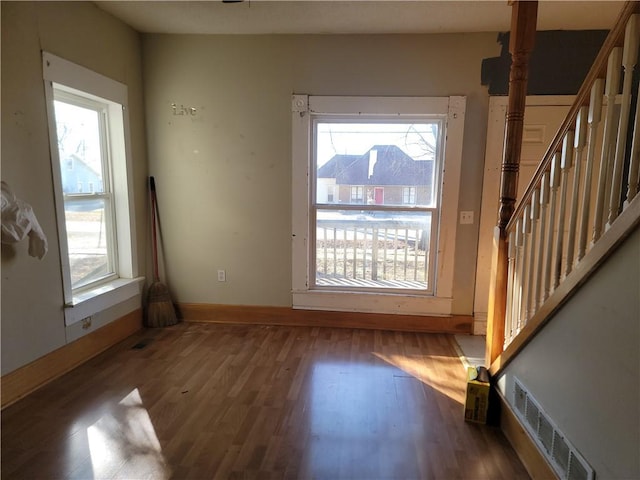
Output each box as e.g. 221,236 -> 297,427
1,2 -> 148,375
143,33 -> 500,312
497,226 -> 640,479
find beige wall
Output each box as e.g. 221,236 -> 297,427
143,33 -> 500,311
1,2 -> 148,374
498,226 -> 640,479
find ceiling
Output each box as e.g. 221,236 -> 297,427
95,1 -> 625,35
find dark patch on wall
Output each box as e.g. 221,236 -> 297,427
481,30 -> 609,95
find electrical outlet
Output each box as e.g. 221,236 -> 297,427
81,316 -> 92,329
217,269 -> 226,282
460,211 -> 474,225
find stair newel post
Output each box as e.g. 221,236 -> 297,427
486,0 -> 538,368
578,79 -> 604,261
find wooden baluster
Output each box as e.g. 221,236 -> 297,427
504,229 -> 517,347
526,189 -> 540,320
544,153 -> 561,300
513,218 -> 525,338
593,47 -> 623,243
519,205 -> 530,333
566,107 -> 588,275
536,173 -> 549,309
625,77 -> 640,206
578,79 -> 605,261
608,15 -> 640,226
554,132 -> 574,287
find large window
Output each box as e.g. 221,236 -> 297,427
43,52 -> 140,326
53,91 -> 117,290
292,96 -> 466,316
314,121 -> 440,291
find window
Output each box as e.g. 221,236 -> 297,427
43,52 -> 140,326
53,91 -> 116,290
292,96 -> 466,315
403,187 -> 416,205
313,120 -> 439,291
350,186 -> 364,204
327,185 -> 335,203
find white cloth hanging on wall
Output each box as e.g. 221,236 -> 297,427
1,181 -> 48,259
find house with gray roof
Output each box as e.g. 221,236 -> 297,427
317,145 -> 434,206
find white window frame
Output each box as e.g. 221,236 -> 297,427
54,89 -> 118,288
292,95 -> 466,316
43,52 -> 143,326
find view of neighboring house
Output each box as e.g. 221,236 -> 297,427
317,145 -> 434,206
61,154 -> 103,194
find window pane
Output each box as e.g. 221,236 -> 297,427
54,94 -> 116,291
64,198 -> 114,289
315,209 -> 432,290
316,122 -> 439,207
54,100 -> 105,194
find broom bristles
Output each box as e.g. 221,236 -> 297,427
146,281 -> 178,327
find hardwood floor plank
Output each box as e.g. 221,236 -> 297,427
1,323 -> 529,479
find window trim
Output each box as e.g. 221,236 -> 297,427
43,52 -> 141,326
292,95 -> 466,316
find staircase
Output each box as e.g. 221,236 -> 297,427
488,1 -> 640,375
486,3 -> 640,479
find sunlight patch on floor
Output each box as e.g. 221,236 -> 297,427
88,388 -> 170,479
373,352 -> 465,405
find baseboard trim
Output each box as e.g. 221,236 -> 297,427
176,303 -> 473,334
497,389 -> 558,480
1,308 -> 142,409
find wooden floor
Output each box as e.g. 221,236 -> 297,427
1,322 -> 529,479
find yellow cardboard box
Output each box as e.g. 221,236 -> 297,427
464,366 -> 490,424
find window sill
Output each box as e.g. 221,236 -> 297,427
292,289 -> 453,316
64,277 -> 145,326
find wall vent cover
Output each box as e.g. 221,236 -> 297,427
513,378 -> 595,480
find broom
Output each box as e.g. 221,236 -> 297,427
145,176 -> 178,327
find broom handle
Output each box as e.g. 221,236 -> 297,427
150,176 -> 160,282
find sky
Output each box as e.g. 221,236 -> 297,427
315,122 -> 440,168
